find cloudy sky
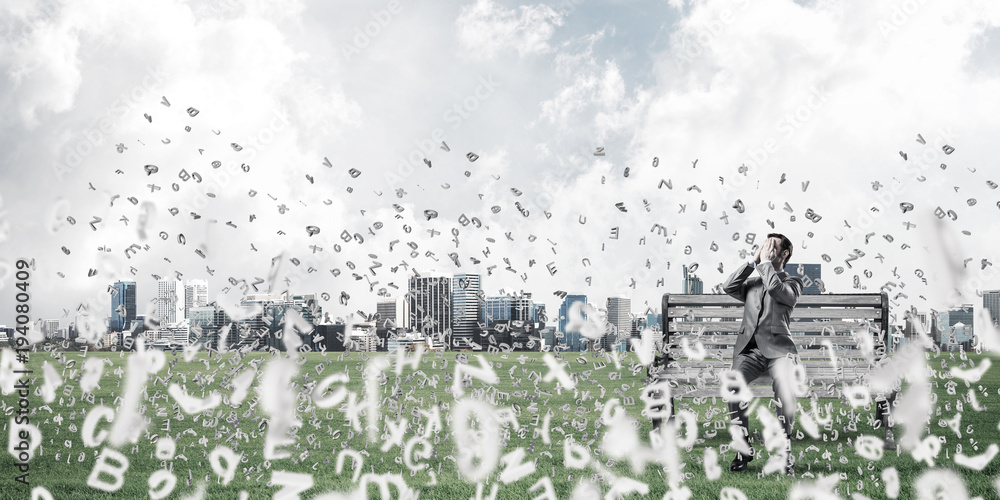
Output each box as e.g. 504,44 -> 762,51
2,0 -> 1000,330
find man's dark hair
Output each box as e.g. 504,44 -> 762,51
767,233 -> 793,266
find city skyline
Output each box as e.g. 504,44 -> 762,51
17,265 -> 1000,351
16,261 -> 998,354
22,261 -> 999,327
10,255 -> 1000,342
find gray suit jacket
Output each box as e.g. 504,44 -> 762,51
722,260 -> 804,359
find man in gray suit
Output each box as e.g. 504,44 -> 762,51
722,233 -> 804,474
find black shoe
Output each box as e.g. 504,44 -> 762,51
883,429 -> 897,451
730,446 -> 754,472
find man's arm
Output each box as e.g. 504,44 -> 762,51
755,261 -> 804,307
722,260 -> 756,302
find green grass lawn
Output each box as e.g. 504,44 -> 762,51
1,347 -> 998,499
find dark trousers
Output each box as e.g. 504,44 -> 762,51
727,347 -> 796,441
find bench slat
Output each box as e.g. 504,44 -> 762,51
667,375 -> 872,387
664,294 -> 884,307
660,367 -> 874,376
668,321 -> 880,334
665,348 -> 879,360
665,335 -> 867,346
656,292 -> 893,408
669,386 -> 885,399
660,360 -> 877,371
666,307 -> 882,320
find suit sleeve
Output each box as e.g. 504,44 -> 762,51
756,261 -> 804,307
722,261 -> 755,302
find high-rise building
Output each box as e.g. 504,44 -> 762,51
110,281 -> 137,332
605,297 -> 631,351
41,319 -> 60,339
630,317 -> 647,339
485,293 -> 535,327
315,324 -> 347,352
682,266 -> 703,294
646,312 -> 663,333
512,293 -> 534,324
156,279 -> 184,325
408,272 -> 452,343
904,310 -> 932,339
451,274 -> 481,350
485,296 -> 512,325
540,328 -> 557,351
251,293 -> 321,351
188,305 -> 232,350
938,305 -> 975,350
376,299 -> 396,327
785,263 -> 823,294
984,290 -> 1000,327
533,303 -> 546,325
103,331 -> 120,348
558,295 -> 587,351
184,279 -> 208,319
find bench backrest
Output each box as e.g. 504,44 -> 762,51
657,293 -> 891,399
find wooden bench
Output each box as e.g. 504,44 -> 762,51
649,293 -> 896,448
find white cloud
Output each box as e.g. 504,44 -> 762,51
455,0 -> 563,59
1,6 -> 82,127
619,0 -> 1000,312
3,0 -> 1000,327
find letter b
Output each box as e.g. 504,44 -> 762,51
87,448 -> 130,492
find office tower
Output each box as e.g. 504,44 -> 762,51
511,293 -> 534,323
559,295 -> 587,351
103,331 -> 120,348
156,279 -> 184,325
540,328 -> 557,351
485,296 -> 512,326
451,274 -> 481,350
485,293 -> 535,325
605,297 -> 631,351
315,324 -> 347,352
408,272 -> 452,342
41,319 -> 60,339
984,290 -> 1000,326
646,312 -> 663,332
938,305 -> 975,350
184,279 -> 208,319
231,292 -> 321,351
682,266 -> 703,294
904,311 -> 931,339
376,299 -> 396,325
110,281 -> 137,332
630,316 -> 647,339
533,303 -> 546,325
376,297 -> 411,329
188,305 -> 232,350
785,263 -> 822,294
